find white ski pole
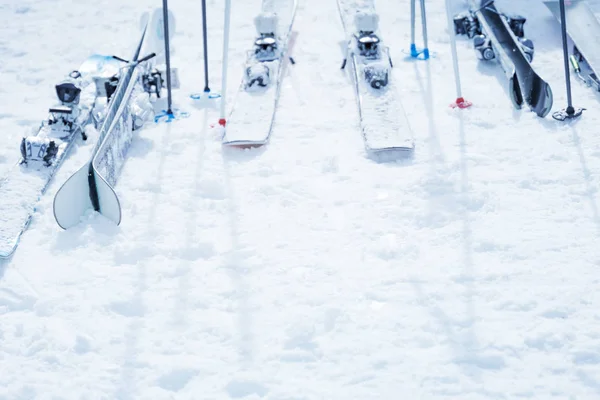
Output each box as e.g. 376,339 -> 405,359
219,0 -> 232,127
445,0 -> 471,108
420,0 -> 430,59
410,0 -> 417,56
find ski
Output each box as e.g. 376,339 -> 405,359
0,55 -> 123,259
221,0 -> 298,147
454,0 -> 553,117
337,0 -> 415,157
53,7 -> 171,230
544,0 -> 600,93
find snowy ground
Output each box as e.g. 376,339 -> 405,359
2,0 -> 600,398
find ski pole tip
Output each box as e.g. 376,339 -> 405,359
451,97 -> 472,109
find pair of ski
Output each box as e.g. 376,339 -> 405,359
456,0 -> 599,118
0,7 -> 172,258
455,0 -> 553,118
221,0 -> 415,156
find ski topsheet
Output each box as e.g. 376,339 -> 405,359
337,0 -> 414,155
0,56 -> 121,258
544,0 -> 600,90
221,0 -> 297,147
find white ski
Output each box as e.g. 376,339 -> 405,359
222,0 -> 298,147
338,0 -> 415,156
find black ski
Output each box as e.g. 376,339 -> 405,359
455,0 -> 553,117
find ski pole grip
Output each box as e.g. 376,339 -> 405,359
112,55 -> 130,63
137,52 -> 157,63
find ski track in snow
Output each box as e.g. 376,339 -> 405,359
1,0 -> 600,398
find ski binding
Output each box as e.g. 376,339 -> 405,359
19,71 -> 89,167
454,11 -> 534,63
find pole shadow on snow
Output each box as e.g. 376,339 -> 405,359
456,110 -> 479,373
113,114 -> 175,400
114,268 -> 147,400
570,125 -> 600,236
412,57 -> 444,164
410,110 -> 481,387
171,108 -> 210,328
221,148 -> 255,366
409,55 -> 481,384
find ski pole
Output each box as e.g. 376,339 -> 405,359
445,0 -> 471,108
409,0 -> 430,59
552,0 -> 583,120
219,0 -> 232,127
410,0 -> 417,57
561,0 -> 573,112
201,0 -> 210,93
420,0 -> 430,60
162,0 -> 173,115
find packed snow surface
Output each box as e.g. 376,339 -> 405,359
1,0 -> 600,398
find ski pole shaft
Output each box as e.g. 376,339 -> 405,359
219,0 -> 232,126
559,0 -> 573,109
201,0 -> 210,92
410,0 -> 416,46
445,0 -> 463,98
420,0 -> 429,57
162,0 -> 173,114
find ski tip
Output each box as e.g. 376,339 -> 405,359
218,118 -> 227,127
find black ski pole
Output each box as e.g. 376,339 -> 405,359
162,0 -> 173,115
553,0 -> 583,121
202,0 -> 210,93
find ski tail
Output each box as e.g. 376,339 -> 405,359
221,0 -> 298,146
337,0 -> 415,156
53,162 -> 121,229
530,77 -> 553,118
53,163 -> 94,230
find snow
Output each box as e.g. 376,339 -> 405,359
1,0 -> 600,398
